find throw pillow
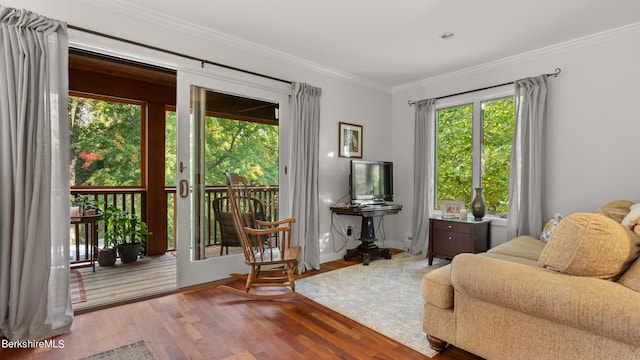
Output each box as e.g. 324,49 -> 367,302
621,203 -> 640,228
539,213 -> 563,242
538,213 -> 640,280
597,199 -> 633,223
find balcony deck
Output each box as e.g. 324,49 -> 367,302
69,186 -> 276,311
71,245 -> 243,313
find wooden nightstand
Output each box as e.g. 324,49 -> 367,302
427,217 -> 491,265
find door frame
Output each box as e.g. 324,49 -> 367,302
175,68 -> 290,288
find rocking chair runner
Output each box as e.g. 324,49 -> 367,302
220,172 -> 301,299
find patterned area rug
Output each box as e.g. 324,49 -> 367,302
296,252 -> 447,358
70,269 -> 87,304
81,340 -> 157,360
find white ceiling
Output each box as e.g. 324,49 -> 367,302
101,0 -> 640,89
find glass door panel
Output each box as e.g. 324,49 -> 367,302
175,69 -> 289,288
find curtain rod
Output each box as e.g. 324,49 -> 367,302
67,24 -> 292,85
408,68 -> 561,106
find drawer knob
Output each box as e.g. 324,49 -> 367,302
448,225 -> 452,229
448,237 -> 452,240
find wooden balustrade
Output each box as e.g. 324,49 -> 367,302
69,189 -> 146,264
164,186 -> 279,251
69,186 -> 278,260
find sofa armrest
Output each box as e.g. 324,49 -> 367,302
450,253 -> 640,347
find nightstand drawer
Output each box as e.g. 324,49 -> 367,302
432,220 -> 473,234
427,217 -> 491,265
432,230 -> 473,256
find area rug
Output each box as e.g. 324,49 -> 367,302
296,252 -> 447,358
81,340 -> 157,360
70,269 -> 87,304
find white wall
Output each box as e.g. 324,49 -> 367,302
391,25 -> 640,247
11,1 -> 640,258
6,0 -> 393,262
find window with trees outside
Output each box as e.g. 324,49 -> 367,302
69,94 -> 144,186
435,90 -> 514,218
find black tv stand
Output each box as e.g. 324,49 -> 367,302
330,204 -> 402,265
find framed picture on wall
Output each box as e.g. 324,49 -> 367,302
339,122 -> 362,158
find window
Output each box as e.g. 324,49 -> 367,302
165,109 -> 177,187
69,94 -> 144,186
435,88 -> 514,217
481,97 -> 515,215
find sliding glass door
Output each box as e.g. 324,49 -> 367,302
175,69 -> 289,288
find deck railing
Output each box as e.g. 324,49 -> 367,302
69,188 -> 146,264
164,185 -> 279,251
69,186 -> 279,262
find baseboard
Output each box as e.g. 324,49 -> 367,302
403,237 -> 413,251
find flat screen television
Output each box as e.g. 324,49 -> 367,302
349,160 -> 394,204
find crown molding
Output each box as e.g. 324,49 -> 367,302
392,21 -> 640,94
81,0 -> 390,93
77,0 -> 640,94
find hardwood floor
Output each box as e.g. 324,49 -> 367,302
3,252 -> 482,360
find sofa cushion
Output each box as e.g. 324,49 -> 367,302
421,264 -> 453,309
422,239 -> 545,310
618,258 -> 640,292
538,213 -> 640,280
481,252 -> 541,267
451,253 -> 640,348
488,235 -> 546,261
597,199 -> 633,223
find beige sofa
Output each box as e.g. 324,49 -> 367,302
421,210 -> 640,360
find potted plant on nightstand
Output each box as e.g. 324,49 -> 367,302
99,204 -> 151,265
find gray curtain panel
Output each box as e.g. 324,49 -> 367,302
410,99 -> 436,255
289,82 -> 322,272
0,7 -> 73,341
507,75 -> 548,239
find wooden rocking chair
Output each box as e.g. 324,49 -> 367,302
219,172 -> 301,300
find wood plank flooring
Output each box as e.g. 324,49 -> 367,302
73,253 -> 177,312
73,246 -> 242,313
5,251 -> 482,360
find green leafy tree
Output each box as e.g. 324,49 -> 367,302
436,98 -> 514,216
69,96 -> 142,186
71,100 -> 278,188
164,111 -> 278,187
436,104 -> 473,208
482,98 -> 514,215
165,111 -> 177,187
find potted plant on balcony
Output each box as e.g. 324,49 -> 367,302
99,204 -> 151,265
71,194 -> 99,216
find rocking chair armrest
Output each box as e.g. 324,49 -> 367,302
243,226 -> 291,237
256,217 -> 296,227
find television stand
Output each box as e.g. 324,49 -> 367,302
330,204 -> 402,265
